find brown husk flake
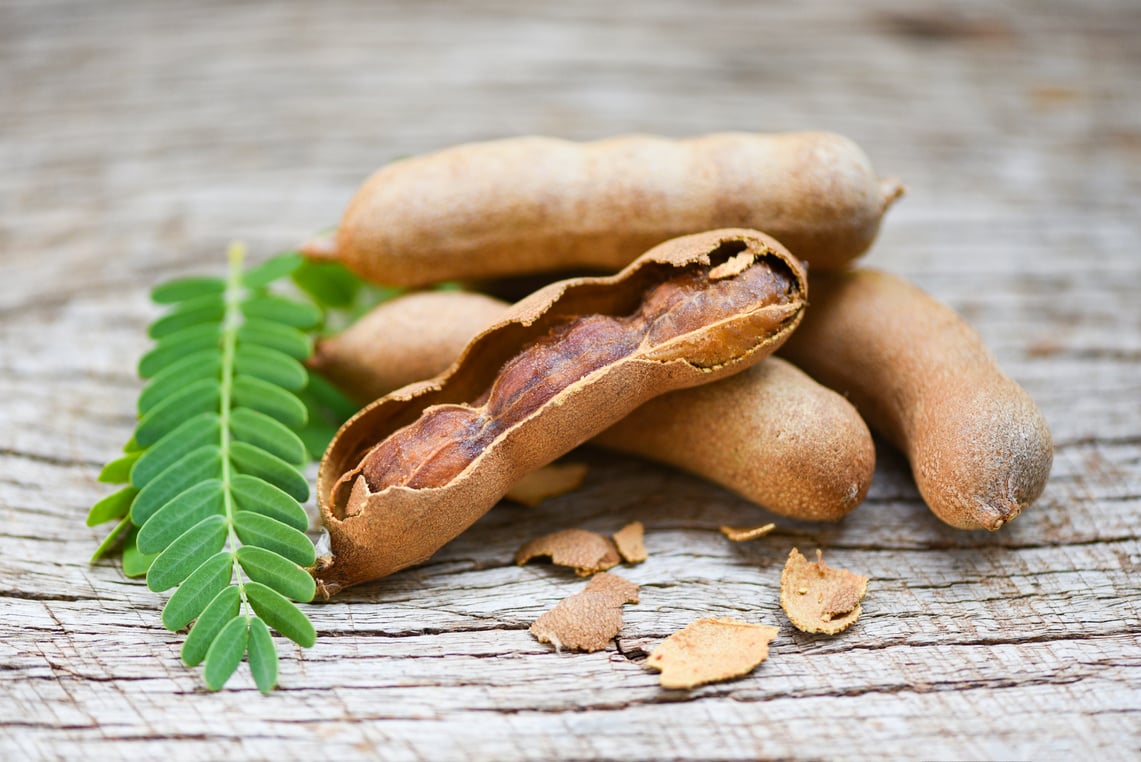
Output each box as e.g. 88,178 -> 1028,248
612,521 -> 647,563
780,547 -> 868,634
646,617 -> 779,690
719,523 -> 776,542
504,462 -> 590,507
529,572 -> 639,652
515,528 -> 620,576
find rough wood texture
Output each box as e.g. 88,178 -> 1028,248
1,0 -> 1138,759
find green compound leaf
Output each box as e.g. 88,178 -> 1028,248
240,293 -> 322,328
232,375 -> 307,429
134,377 -> 223,447
146,515 -> 228,592
87,485 -> 137,526
148,294 -> 226,339
90,516 -> 132,563
246,581 -> 316,647
247,617 -> 279,694
137,350 -> 223,415
136,479 -> 225,555
151,276 -> 226,305
122,528 -> 159,578
242,251 -> 304,289
161,551 -> 233,631
98,453 -> 140,484
91,242 -> 325,693
204,615 -> 250,692
130,412 -> 222,489
231,474 -> 310,533
234,511 -> 316,567
138,323 -> 223,378
229,407 -> 307,466
182,586 -> 242,667
303,370 -> 361,422
131,445 -> 224,527
291,258 -> 362,309
230,441 -> 309,502
237,319 -> 312,360
234,344 -> 307,391
237,546 -> 316,603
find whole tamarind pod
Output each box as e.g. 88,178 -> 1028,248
303,132 -> 903,285
317,293 -> 873,522
593,359 -> 874,522
309,291 -> 508,404
779,269 -> 1053,531
314,229 -> 807,595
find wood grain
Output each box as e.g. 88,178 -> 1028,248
1,0 -> 1138,759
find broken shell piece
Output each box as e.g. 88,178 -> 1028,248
719,523 -> 776,542
612,521 -> 647,564
504,462 -> 590,507
780,548 -> 868,634
529,572 -> 640,652
646,617 -> 779,689
515,528 -> 620,576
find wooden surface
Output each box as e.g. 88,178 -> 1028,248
2,1 -> 1139,760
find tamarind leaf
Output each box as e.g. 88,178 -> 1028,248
98,453 -> 140,484
87,485 -> 138,526
231,375 -> 308,429
303,370 -> 361,422
237,319 -> 311,360
228,407 -> 307,466
241,251 -> 303,289
181,586 -> 241,666
146,515 -> 228,592
121,528 -> 159,578
247,617 -> 278,694
135,479 -> 225,554
233,511 -> 316,567
229,442 -> 309,502
234,344 -> 307,391
230,474 -> 309,532
130,413 -> 222,488
151,275 -> 226,304
92,243 -> 327,692
160,551 -> 233,631
290,258 -> 362,309
245,581 -> 317,648
204,615 -> 250,692
296,422 -> 341,463
240,293 -> 322,328
137,351 -> 223,415
134,378 -> 223,447
90,516 -> 132,563
138,323 -> 223,378
131,445 -> 224,526
236,546 -> 316,603
148,295 -> 227,339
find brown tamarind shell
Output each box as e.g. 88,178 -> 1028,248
314,228 -> 807,595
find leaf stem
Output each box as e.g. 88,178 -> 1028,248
221,241 -> 250,617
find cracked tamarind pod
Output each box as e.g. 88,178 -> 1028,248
313,289 -> 873,523
780,268 -> 1053,530
302,132 -> 903,285
313,229 -> 807,596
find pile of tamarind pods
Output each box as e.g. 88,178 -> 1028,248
303,131 -> 1053,597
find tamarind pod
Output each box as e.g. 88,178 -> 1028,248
314,229 -> 807,595
318,292 -> 873,522
304,132 -> 903,286
779,269 -> 1053,531
593,359 -> 874,522
309,291 -> 508,404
